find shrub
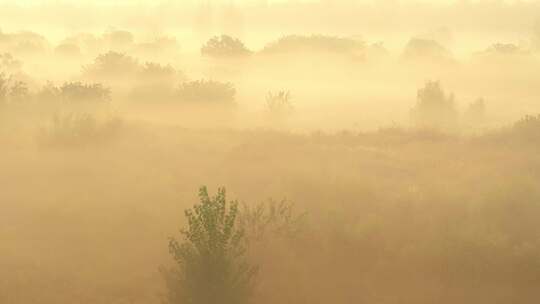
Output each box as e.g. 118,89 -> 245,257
238,199 -> 304,242
137,62 -> 179,83
0,30 -> 49,54
0,73 -> 31,105
261,35 -> 364,56
35,81 -> 61,103
60,82 -> 111,103
8,80 -> 30,103
201,35 -> 251,58
0,73 -> 9,105
411,81 -> 458,130
0,53 -> 22,71
484,43 -> 523,55
54,43 -> 81,57
103,29 -> 134,50
402,38 -> 453,63
265,90 -> 293,117
83,51 -> 139,79
463,98 -> 486,126
39,113 -> 123,147
510,114 -> 540,142
163,187 -> 257,304
176,80 -> 236,105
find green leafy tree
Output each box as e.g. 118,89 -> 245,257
164,187 -> 257,304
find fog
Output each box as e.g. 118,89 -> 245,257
2,1 -> 540,303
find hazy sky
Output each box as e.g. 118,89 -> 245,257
0,0 -> 537,53
0,0 -> 532,4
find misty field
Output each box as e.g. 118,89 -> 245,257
3,122 -> 540,303
2,1 -> 540,304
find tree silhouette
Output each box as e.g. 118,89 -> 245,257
411,81 -> 457,130
402,38 -> 453,63
201,35 -> 251,58
83,51 -> 139,79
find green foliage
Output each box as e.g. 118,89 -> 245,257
164,187 -> 257,304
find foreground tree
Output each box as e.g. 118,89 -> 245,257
163,187 -> 257,304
